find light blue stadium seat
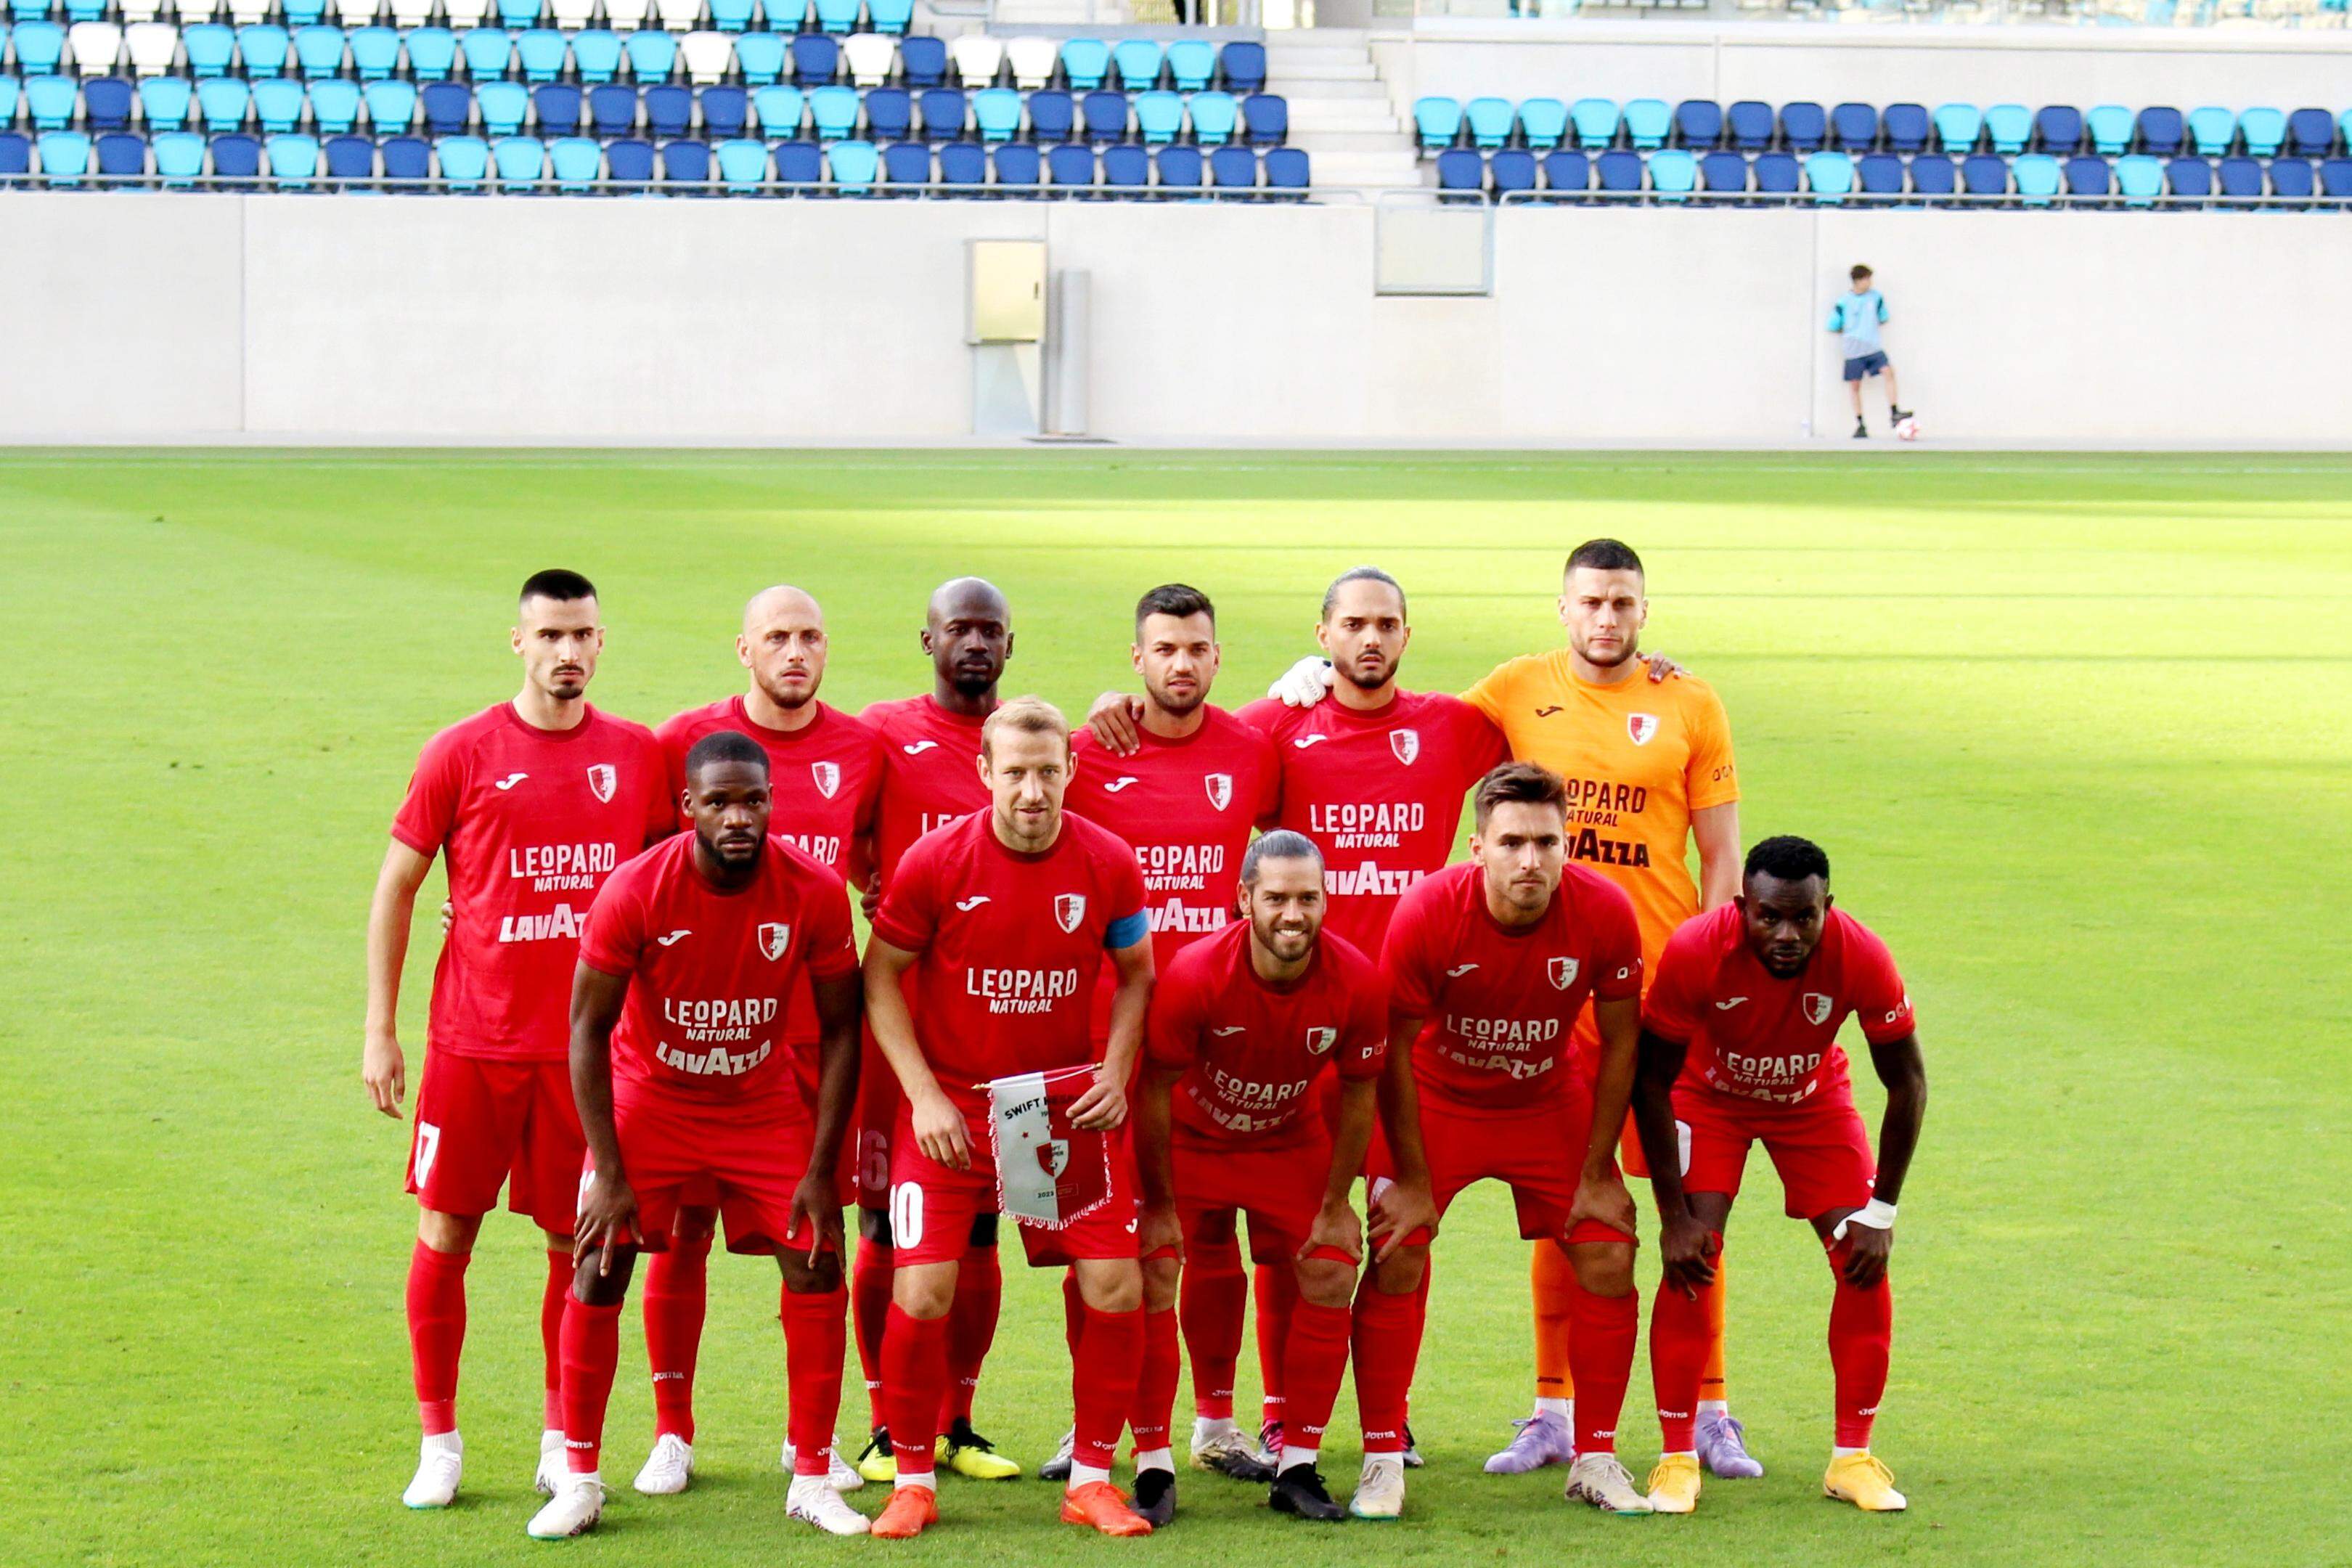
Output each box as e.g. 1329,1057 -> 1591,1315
1569,96 -> 1617,149
405,26 -> 457,81
24,73 -> 75,131
2114,152 -> 2162,207
2237,105 -> 2283,157
436,131 -> 487,188
136,74 -> 192,131
195,75 -> 248,131
1648,146 -> 1696,200
496,0 -> 539,26
1622,97 -> 1669,151
2085,102 -> 2131,156
181,22 -> 233,77
1932,101 -> 1980,154
549,132 -> 599,189
624,26 -> 673,81
36,126 -> 86,181
708,0 -> 752,27
460,27 -> 511,79
284,0 -> 327,25
151,126 -> 203,184
266,130 -> 318,185
363,76 -> 416,132
811,0 -> 859,33
751,81 -> 801,135
570,28 -> 620,83
348,26 -> 400,78
309,77 -> 359,133
808,81 -> 855,138
1803,149 -> 1853,203
1983,102 -> 2029,155
237,23 -> 290,77
12,20 -> 62,75
1464,95 -> 1512,150
251,75 -> 305,131
1412,95 -> 1460,151
714,133 -> 766,186
1518,97 -> 1566,152
0,75 -> 17,129
825,134 -> 875,190
515,28 -> 566,82
1060,37 -> 1107,91
2340,110 -> 2352,159
477,76 -> 526,134
969,84 -> 1018,141
1130,88 -> 1182,145
1111,38 -> 1159,90
491,131 -> 541,187
732,30 -> 785,84
1165,38 -> 1212,93
867,0 -> 912,34
1187,88 -> 1235,146
293,24 -> 346,78
2012,151 -> 2059,206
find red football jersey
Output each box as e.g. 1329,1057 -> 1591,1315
1643,903 -> 1914,1108
1235,690 -> 1506,956
390,702 -> 669,1063
859,695 -> 997,883
578,832 -> 859,1120
869,811 -> 1148,1113
1146,920 -> 1387,1146
1383,861 -> 1643,1116
1069,707 -> 1281,1037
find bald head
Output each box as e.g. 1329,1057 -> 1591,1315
923,576 -> 1013,702
737,584 -> 828,716
927,576 -> 1009,628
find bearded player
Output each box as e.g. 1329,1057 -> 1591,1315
848,577 -> 1024,1483
365,570 -> 670,1511
632,584 -> 883,1495
1361,763 -> 1652,1519
1632,837 -> 1927,1516
1135,831 -> 1386,1525
862,698 -> 1157,1540
528,732 -> 867,1540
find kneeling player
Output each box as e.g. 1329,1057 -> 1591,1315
1632,836 -> 1927,1515
1133,830 -> 1386,1524
528,732 -> 868,1540
1363,762 -> 1653,1518
862,698 -> 1158,1540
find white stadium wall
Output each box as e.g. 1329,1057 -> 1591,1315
2,189 -> 2348,444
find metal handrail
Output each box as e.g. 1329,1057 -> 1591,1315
0,168 -> 1336,196
1490,182 -> 2348,205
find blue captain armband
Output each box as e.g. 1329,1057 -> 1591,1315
1104,910 -> 1149,950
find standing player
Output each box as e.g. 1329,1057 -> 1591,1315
633,584 -> 883,1495
528,732 -> 868,1540
861,698 -> 1157,1540
1134,831 -> 1386,1524
1632,837 -> 1927,1516
1360,763 -> 1652,1519
847,576 -> 1023,1483
364,570 -> 671,1511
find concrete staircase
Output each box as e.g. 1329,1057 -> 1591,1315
1265,29 -> 1424,192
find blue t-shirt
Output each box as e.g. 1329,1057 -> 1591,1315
1827,289 -> 1889,359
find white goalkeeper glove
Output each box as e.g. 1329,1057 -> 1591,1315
1268,656 -> 1335,708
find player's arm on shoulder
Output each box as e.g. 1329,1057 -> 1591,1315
362,839 -> 436,1118
1083,691 -> 1148,757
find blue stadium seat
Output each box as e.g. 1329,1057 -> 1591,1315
2318,155 -> 2352,201
285,0 -> 327,25
83,74 -> 133,131
2065,154 -> 2110,199
570,28 -> 621,84
733,30 -> 785,86
530,81 -> 579,135
969,86 -> 1017,142
1434,144 -> 1481,200
1594,147 -> 1640,195
2287,107 -> 2334,158
251,76 -> 304,132
1059,38 -> 1106,91
2012,152 -> 2060,206
12,20 -> 62,76
1725,99 -> 1771,152
1622,97 -> 1667,151
1829,101 -> 1876,152
587,81 -> 634,136
989,139 -> 1036,187
1961,152 -> 2007,198
1803,149 -> 1853,203
1209,142 -> 1254,191
436,131 -> 487,188
1518,97 -> 1566,152
899,35 -> 945,88
2135,105 -> 2182,156
1932,102 -> 1980,155
771,136 -> 820,184
1080,87 -> 1125,144
2271,156 -> 2316,205
1046,139 -> 1091,192
2184,105 -> 2234,157
863,83 -> 909,139
293,23 -> 346,78
1464,94 -> 1511,150
0,131 -> 30,181
208,130 -> 258,181
349,26 -> 400,79
2165,155 -> 2210,200
1909,153 -> 1956,199
751,83 -> 801,136
712,135 -> 766,189
405,26 -> 457,82
364,78 -> 416,133
915,85 -> 963,140
790,33 -> 835,86
195,76 -> 247,132
868,0 -> 913,36
1983,102 -> 2029,155
2216,154 -> 2262,200
1026,86 -> 1071,142
2033,104 -> 2081,154
137,76 -> 191,131
1779,101 -> 1824,154
1264,144 -> 1305,196
497,0 -> 541,25
1673,98 -> 1721,150
1132,88 -> 1179,144
478,77 -> 528,135
23,75 -> 74,132
882,137 -> 930,188
1241,91 -> 1284,147
1217,41 -> 1262,94
93,128 -> 142,174
420,79 -> 469,134
2113,152 -> 2160,207
812,0 -> 861,34
1856,151 -> 1903,196
238,23 -> 290,78
150,128 -> 202,184
1753,150 -> 1798,195
1187,89 -> 1234,147
1567,97 -> 1615,150
1490,145 -> 1533,197
515,27 -> 565,82
1111,38 -> 1160,91
1166,39 -> 1213,94
623,28 -> 673,83
1413,94 -> 1460,152
36,125 -> 87,181
324,131 -> 374,181
268,129 -> 319,185
1153,142 -> 1199,192
708,0 -> 752,28
2083,103 -> 2130,156
937,136 -> 983,187
2340,111 -> 2352,162
379,133 -> 430,186
1537,147 -> 1586,196
1648,146 -> 1695,201
602,135 -> 652,184
643,83 -> 690,138
1101,139 -> 1146,192
1698,149 -> 1746,197
1,77 -> 30,134
2237,105 -> 2284,157
656,136 -> 706,188
822,135 -> 878,189
179,22 -> 232,78
807,82 -> 857,138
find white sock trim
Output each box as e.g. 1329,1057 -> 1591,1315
1535,1397 -> 1571,1421
1135,1448 -> 1174,1474
1698,1399 -> 1729,1417
1069,1461 -> 1113,1489
894,1472 -> 937,1493
1193,1415 -> 1237,1440
1832,1445 -> 1869,1461
1279,1446 -> 1320,1474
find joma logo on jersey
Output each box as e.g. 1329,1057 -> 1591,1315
1547,957 -> 1581,990
585,764 -> 618,801
497,905 -> 584,943
810,761 -> 840,799
1204,773 -> 1233,811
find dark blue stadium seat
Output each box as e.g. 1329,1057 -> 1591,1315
774,139 -> 822,184
1856,152 -> 1903,196
2034,104 -> 2082,153
991,141 -> 1038,187
1829,101 -> 1876,152
1047,139 -> 1093,192
1263,144 -> 1307,196
883,139 -> 931,188
1752,150 -> 1799,194
94,131 -> 145,176
1155,142 -> 1201,192
534,82 -> 581,136
1674,99 -> 1721,149
2216,155 -> 2262,200
1908,154 -> 1956,198
918,88 -> 965,142
1697,149 -> 1747,197
2287,107 -> 2335,158
660,138 -> 710,186
2270,156 -> 2315,204
210,131 -> 261,180
701,86 -> 747,139
1595,147 -> 1641,195
379,134 -> 429,185
1882,102 -> 1928,154
2064,155 -> 2110,199
1779,101 -> 1825,153
645,83 -> 693,139
1961,153 -> 2007,197
1434,145 -> 1482,200
1209,143 -> 1257,190
1218,41 -> 1265,95
84,77 -> 134,133
791,33 -> 837,87
1027,89 -> 1072,143
1101,141 -> 1148,191
2136,105 -> 2182,156
2321,157 -> 2352,200
1081,89 -> 1127,144
1726,99 -> 1773,152
2165,155 -> 2211,200
865,86 -> 911,140
421,81 -> 471,136
937,138 -> 984,186
1480,145 -> 1528,197
1540,148 -> 1588,195
605,135 -> 654,184
0,134 -> 29,176
589,83 -> 636,137
324,132 -> 375,180
900,35 -> 947,89
1241,92 -> 1286,147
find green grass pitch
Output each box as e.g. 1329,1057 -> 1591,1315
5,449 -> 2348,1567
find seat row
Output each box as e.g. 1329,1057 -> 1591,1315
0,77 -> 1289,142
1412,94 -> 2352,160
1434,144 -> 2352,205
0,125 -> 1309,191
0,0 -> 908,31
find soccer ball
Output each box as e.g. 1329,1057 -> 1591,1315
1894,416 -> 1920,441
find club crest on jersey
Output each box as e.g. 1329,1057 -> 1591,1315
1205,773 -> 1233,812
811,761 -> 840,800
1804,992 -> 1834,1025
584,763 -> 617,802
1389,728 -> 1421,766
1627,714 -> 1659,747
1037,1139 -> 1070,1178
1305,1026 -> 1338,1056
758,923 -> 792,961
1053,894 -> 1087,934
1548,957 -> 1581,990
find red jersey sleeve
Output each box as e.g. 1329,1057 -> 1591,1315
1248,727 -> 1283,828
1379,892 -> 1439,1020
1591,883 -> 1644,1002
802,871 -> 860,983
868,836 -> 940,954
577,866 -> 648,978
1336,964 -> 1389,1082
1144,963 -> 1205,1074
388,727 -> 467,857
1453,701 -> 1511,781
641,752 -> 679,847
1104,840 -> 1148,944
1847,923 -> 1916,1045
1641,925 -> 1707,1044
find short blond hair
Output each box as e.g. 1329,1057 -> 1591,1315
981,695 -> 1069,761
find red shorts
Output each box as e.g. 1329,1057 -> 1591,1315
407,1050 -> 583,1234
594,1090 -> 827,1256
1371,1078 -> 1634,1249
854,1026 -> 904,1212
887,1102 -> 1140,1268
785,1040 -> 862,1210
1674,1085 -> 1875,1220
1566,1008 -> 1651,1180
1172,1125 -> 1334,1264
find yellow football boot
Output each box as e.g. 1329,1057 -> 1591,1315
853,1431 -> 897,1485
1823,1452 -> 1907,1512
938,1422 -> 1023,1480
1646,1453 -> 1702,1514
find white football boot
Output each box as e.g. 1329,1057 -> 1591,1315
533,1429 -> 565,1497
781,1439 -> 866,1493
788,1474 -> 873,1535
633,1433 -> 693,1495
1564,1452 -> 1655,1515
526,1475 -> 606,1539
402,1432 -> 462,1509
1349,1454 -> 1405,1520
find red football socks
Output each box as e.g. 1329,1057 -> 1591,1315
851,1237 -> 893,1430
781,1281 -> 849,1476
642,1233 -> 711,1443
940,1241 -> 1000,1429
1565,1271 -> 1637,1457
883,1304 -> 948,1479
539,1247 -> 568,1431
1350,1277 -> 1424,1455
1179,1249 -> 1246,1420
1281,1298 -> 1352,1451
1131,1307 -> 1181,1455
1254,1262 -> 1297,1432
1826,1238 -> 1892,1449
1060,1268 -> 1087,1360
406,1240 -> 469,1437
1072,1302 -> 1144,1470
558,1297 -> 624,1474
1649,1233 -> 1722,1453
